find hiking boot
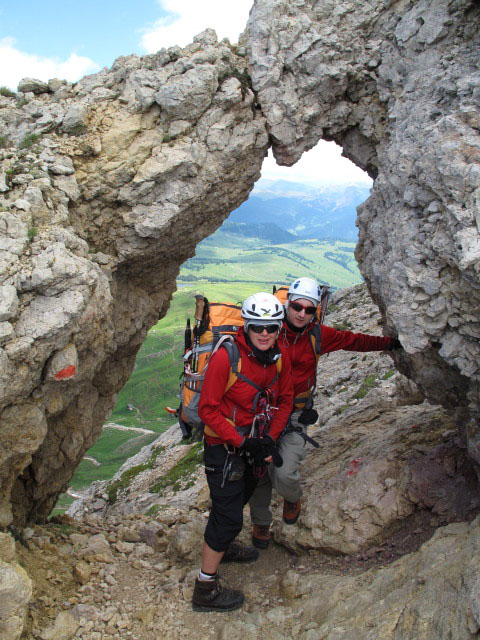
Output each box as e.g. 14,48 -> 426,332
221,540 -> 259,563
283,499 -> 301,524
192,576 -> 244,612
252,524 -> 271,549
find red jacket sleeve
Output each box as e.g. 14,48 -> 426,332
320,325 -> 393,354
198,348 -> 244,447
268,350 -> 294,441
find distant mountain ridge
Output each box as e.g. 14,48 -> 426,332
221,220 -> 296,244
229,180 -> 371,241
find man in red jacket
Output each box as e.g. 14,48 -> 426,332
249,277 -> 400,548
192,292 -> 293,612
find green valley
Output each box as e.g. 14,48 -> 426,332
180,230 -> 359,290
61,214 -> 363,505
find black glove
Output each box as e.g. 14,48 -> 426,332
240,437 -> 268,467
240,436 -> 283,468
259,435 -> 283,468
266,444 -> 283,468
298,408 -> 319,426
387,337 -> 402,350
240,437 -> 264,454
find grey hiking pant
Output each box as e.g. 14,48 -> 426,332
249,414 -> 308,526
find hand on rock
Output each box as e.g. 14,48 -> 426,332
388,337 -> 402,350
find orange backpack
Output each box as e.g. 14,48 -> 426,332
173,296 -> 281,439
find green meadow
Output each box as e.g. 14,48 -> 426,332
63,234 -> 362,499
180,231 -> 359,290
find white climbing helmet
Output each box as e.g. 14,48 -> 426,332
242,292 -> 284,330
287,277 -> 322,306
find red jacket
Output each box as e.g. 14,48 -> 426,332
278,321 -> 393,403
198,328 -> 294,447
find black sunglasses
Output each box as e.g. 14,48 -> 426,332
249,324 -> 279,334
290,301 -> 316,314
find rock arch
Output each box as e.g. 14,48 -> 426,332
0,30 -> 269,526
244,0 -> 480,444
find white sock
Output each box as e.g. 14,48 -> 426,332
198,569 -> 216,581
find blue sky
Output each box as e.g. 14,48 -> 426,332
0,0 -> 253,88
0,0 -> 165,70
0,0 -> 370,187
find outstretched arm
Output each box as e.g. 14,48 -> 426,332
320,324 -> 397,354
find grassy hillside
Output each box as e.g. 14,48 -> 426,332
181,233 -> 360,290
65,235 -> 362,496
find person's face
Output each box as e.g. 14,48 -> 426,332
248,324 -> 278,351
286,298 -> 317,329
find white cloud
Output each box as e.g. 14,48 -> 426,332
140,0 -> 253,52
0,37 -> 100,91
259,141 -> 373,187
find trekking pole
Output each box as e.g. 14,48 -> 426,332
191,295 -> 205,389
184,318 -> 192,354
319,286 -> 330,324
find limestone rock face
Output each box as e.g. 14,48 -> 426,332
281,518 -> 480,640
0,534 -> 32,640
243,0 -> 480,453
0,30 -> 268,526
276,396 -> 478,554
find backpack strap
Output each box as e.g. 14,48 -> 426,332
292,323 -> 322,412
222,341 -> 282,412
222,340 -> 241,392
309,322 -> 322,357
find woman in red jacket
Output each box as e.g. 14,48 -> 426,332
249,277 -> 401,549
192,292 -> 293,613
